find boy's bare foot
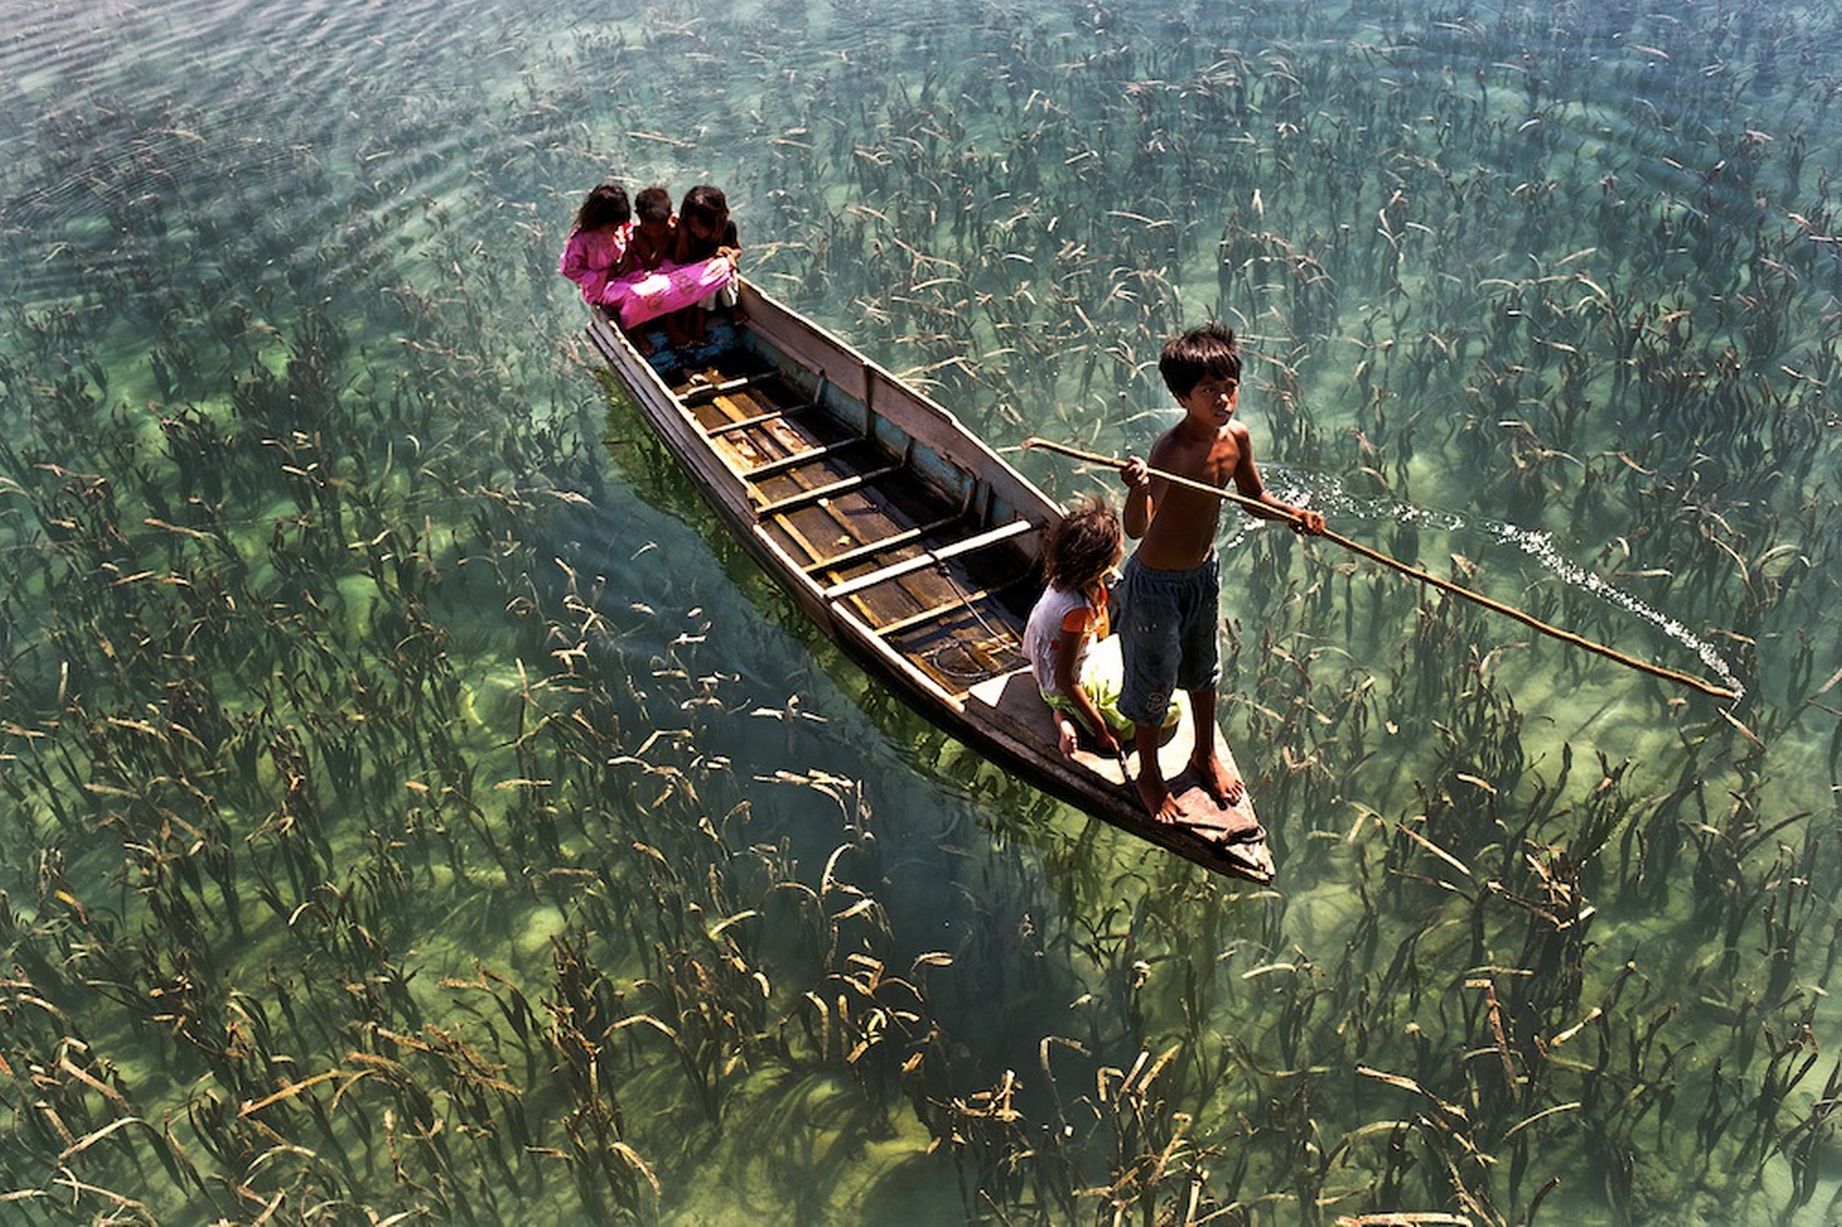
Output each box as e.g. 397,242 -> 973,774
1191,749 -> 1244,807
1136,775 -> 1187,825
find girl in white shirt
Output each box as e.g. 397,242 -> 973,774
1023,498 -> 1131,760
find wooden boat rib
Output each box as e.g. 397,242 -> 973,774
585,282 -> 1275,883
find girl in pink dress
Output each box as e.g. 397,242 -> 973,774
600,185 -> 736,351
557,183 -> 632,307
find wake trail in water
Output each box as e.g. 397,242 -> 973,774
1267,470 -> 1746,701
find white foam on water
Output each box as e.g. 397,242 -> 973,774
1261,470 -> 1746,701
1483,520 -> 1744,701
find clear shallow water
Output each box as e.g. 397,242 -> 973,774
1,0 -> 1839,1223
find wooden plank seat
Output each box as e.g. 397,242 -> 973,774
679,371 -> 777,405
822,518 -> 1037,601
708,402 -> 815,437
804,511 -> 966,574
745,437 -> 867,481
864,576 -> 1025,637
754,465 -> 905,517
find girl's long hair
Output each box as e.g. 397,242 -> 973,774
574,182 -> 631,232
1043,496 -> 1122,591
679,184 -> 728,228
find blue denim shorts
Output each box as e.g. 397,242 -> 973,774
1116,551 -> 1221,727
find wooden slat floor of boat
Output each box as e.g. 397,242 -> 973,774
760,468 -> 1031,633
860,539 -> 1033,657
708,404 -> 814,437
787,513 -> 961,629
679,361 -> 885,517
672,359 -> 948,627
688,375 -> 893,497
884,598 -> 1028,695
822,518 -> 1036,600
745,437 -> 863,480
678,371 -> 778,405
671,363 -> 774,401
688,381 -> 813,440
739,442 -> 934,620
676,356 -> 1037,655
766,474 -> 944,568
805,510 -> 966,575
786,507 -> 1003,631
871,576 -> 1024,639
764,468 -> 944,600
731,418 -> 870,476
755,466 -> 907,517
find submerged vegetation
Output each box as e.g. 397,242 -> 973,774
0,0 -> 1839,1221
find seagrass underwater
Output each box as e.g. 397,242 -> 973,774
0,0 -> 1839,1222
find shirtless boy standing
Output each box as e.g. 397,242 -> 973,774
1117,322 -> 1325,823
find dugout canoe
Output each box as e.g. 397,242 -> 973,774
584,282 -> 1275,883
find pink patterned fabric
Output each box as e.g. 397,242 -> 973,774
602,257 -> 735,330
557,223 -> 632,305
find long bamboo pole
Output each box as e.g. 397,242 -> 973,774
1022,436 -> 1739,702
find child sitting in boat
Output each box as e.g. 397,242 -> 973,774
557,182 -> 632,307
671,184 -> 742,343
597,185 -> 738,352
619,185 -> 686,350
624,184 -> 676,274
1024,498 -> 1134,761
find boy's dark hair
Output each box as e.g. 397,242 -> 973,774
1043,496 -> 1122,591
635,185 -> 672,224
1158,321 -> 1242,399
679,184 -> 729,226
574,182 -> 630,232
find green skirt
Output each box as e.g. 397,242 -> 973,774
1041,642 -> 1180,736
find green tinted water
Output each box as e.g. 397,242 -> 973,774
2,0 -> 1839,1222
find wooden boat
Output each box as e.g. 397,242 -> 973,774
584,283 -> 1275,883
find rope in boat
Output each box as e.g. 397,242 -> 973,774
921,559 -> 1023,680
